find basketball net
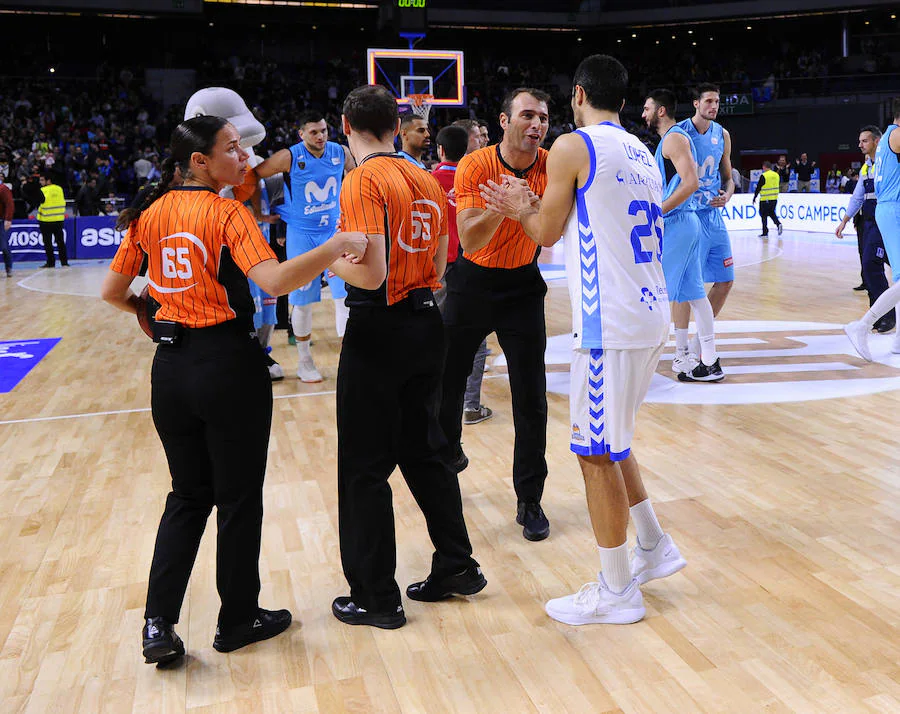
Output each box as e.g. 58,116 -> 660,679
408,93 -> 434,122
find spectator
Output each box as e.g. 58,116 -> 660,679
75,177 -> 100,216
793,153 -> 816,192
776,155 -> 791,192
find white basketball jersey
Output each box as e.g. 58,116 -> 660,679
563,122 -> 670,350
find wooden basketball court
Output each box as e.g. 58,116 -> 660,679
2,229 -> 899,713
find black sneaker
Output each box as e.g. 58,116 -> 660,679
678,358 -> 725,382
777,224 -> 783,236
450,445 -> 469,473
212,608 -> 292,653
853,283 -> 868,291
516,501 -> 550,541
463,405 -> 493,425
406,566 -> 487,602
142,617 -> 185,666
875,315 -> 896,333
331,597 -> 406,629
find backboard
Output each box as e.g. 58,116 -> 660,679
366,48 -> 466,108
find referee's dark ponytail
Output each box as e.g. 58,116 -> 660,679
117,115 -> 229,232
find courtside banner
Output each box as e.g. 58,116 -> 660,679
721,194 -> 854,235
75,216 -> 123,259
7,219 -> 77,262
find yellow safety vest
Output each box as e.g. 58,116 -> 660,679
38,184 -> 66,222
759,170 -> 780,202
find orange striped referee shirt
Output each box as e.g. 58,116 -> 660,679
110,186 -> 276,328
454,144 -> 548,269
339,155 -> 447,306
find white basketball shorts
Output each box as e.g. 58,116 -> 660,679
569,345 -> 663,461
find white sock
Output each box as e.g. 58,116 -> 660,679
296,339 -> 311,360
630,499 -> 665,550
256,323 -> 273,350
689,297 -> 717,365
675,328 -> 689,354
598,542 -> 632,594
861,285 -> 900,327
333,297 -> 349,338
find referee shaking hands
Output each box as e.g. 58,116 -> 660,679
101,116 -> 366,665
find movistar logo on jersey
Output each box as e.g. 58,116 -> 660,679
303,177 -> 338,216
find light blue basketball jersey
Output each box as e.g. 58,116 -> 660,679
678,118 -> 723,208
875,124 -> 900,203
283,141 -> 344,233
655,125 -> 699,216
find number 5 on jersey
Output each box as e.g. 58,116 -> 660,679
162,246 -> 194,279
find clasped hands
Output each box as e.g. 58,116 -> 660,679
479,175 -> 540,222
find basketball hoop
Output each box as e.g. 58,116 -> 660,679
408,93 -> 434,122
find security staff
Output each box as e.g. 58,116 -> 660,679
101,115 -> 366,665
752,161 -> 783,237
37,172 -> 68,267
836,126 -> 893,332
329,85 -> 485,630
440,88 -> 552,542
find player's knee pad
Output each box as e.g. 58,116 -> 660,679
291,304 -> 313,337
334,297 -> 349,338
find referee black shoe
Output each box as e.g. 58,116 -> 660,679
212,608 -> 292,653
678,358 -> 725,383
142,617 -> 184,666
450,445 -> 469,473
406,566 -> 487,602
331,597 -> 406,629
874,314 -> 896,333
517,501 -> 550,541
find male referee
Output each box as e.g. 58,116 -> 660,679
440,87 -> 552,541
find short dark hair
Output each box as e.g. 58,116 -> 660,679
342,85 -> 400,140
572,54 -> 628,113
400,113 -> 425,130
436,125 -> 469,163
452,118 -> 479,133
861,124 -> 883,139
693,83 -> 720,99
298,110 -> 325,128
647,88 -> 677,118
762,160 -> 772,169
500,87 -> 551,120
893,97 -> 900,121
477,119 -> 488,128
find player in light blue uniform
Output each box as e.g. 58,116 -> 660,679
255,111 -> 355,382
845,99 -> 900,360
643,88 -> 723,382
678,83 -> 736,322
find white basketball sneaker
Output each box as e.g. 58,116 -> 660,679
545,575 -> 645,626
844,320 -> 872,362
297,356 -> 323,383
671,350 -> 698,375
631,534 -> 687,585
892,329 -> 900,355
268,362 -> 285,381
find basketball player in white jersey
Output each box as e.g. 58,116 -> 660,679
481,54 -> 686,625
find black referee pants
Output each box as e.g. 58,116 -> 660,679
337,299 -> 477,612
440,257 -> 548,504
145,321 -> 273,629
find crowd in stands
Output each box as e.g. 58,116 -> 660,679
1,23 -> 896,218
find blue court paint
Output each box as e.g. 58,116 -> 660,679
0,338 -> 61,393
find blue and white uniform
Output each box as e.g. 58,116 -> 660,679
564,122 -> 670,461
655,125 -> 705,302
281,140 -> 346,305
875,123 -> 900,280
679,117 -> 733,283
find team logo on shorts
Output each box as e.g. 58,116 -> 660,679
723,257 -> 734,267
571,423 -> 584,442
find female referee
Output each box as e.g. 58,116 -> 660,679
101,115 -> 365,665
